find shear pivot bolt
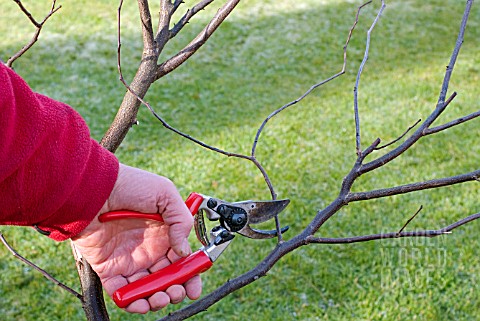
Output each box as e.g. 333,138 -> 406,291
207,198 -> 217,209
232,213 -> 246,225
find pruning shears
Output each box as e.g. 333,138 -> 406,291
98,192 -> 290,308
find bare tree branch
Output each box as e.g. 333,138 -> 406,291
173,0 -> 184,14
347,169 -> 480,203
353,0 -> 386,156
137,0 -> 156,54
170,0 -> 215,38
424,109 -> 480,135
307,212 -> 480,244
155,0 -> 174,54
7,0 -> 61,67
0,231 -> 82,300
13,0 -> 44,27
101,0 -> 238,153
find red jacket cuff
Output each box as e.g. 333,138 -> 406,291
36,143 -> 119,241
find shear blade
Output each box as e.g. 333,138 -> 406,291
235,199 -> 290,224
238,224 -> 290,239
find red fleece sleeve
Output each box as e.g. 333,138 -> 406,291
0,64 -> 119,241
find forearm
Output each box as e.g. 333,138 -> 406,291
0,64 -> 119,241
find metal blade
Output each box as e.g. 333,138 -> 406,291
233,199 -> 290,224
237,224 -> 290,239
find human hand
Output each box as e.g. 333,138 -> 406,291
72,164 -> 202,313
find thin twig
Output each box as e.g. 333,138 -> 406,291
398,205 -> 423,234
0,231 -> 82,300
358,137 -> 381,162
117,0 -> 125,84
251,0 -> 373,157
353,0 -> 386,156
423,91 -> 459,133
7,0 -> 61,67
307,212 -> 480,244
375,119 -> 421,150
373,92 -> 455,152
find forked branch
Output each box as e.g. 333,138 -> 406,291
156,0 -> 241,79
360,0 -> 474,174
7,0 -> 61,67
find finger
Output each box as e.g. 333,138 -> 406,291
148,253 -> 175,272
184,275 -> 202,300
158,180 -> 194,257
126,269 -> 150,283
147,291 -> 170,311
103,275 -> 150,314
166,284 -> 187,304
167,247 -> 182,262
102,275 -> 127,297
165,250 -> 202,301
124,299 -> 150,314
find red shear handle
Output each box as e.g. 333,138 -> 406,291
113,250 -> 213,308
184,192 -> 204,215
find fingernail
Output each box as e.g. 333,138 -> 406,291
180,239 -> 191,257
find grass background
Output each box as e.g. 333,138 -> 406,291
1,0 -> 479,320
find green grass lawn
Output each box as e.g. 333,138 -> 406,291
1,0 -> 479,320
